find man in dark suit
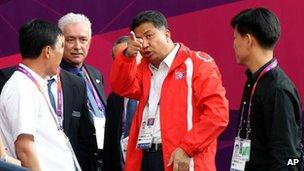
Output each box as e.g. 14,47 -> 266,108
103,36 -> 139,171
58,13 -> 107,170
103,92 -> 124,171
60,69 -> 96,171
0,67 -> 15,93
0,66 -> 95,171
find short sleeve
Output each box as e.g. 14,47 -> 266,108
1,79 -> 39,142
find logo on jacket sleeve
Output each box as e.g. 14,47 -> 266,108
196,51 -> 213,62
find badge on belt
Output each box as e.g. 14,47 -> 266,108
136,117 -> 155,149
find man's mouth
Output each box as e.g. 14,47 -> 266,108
71,52 -> 83,57
144,51 -> 152,58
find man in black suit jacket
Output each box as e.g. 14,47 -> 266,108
103,92 -> 124,171
103,93 -> 139,171
0,66 -> 95,171
58,13 -> 107,170
0,67 -> 15,93
103,36 -> 139,171
60,69 -> 96,171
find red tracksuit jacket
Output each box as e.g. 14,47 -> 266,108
110,43 -> 229,171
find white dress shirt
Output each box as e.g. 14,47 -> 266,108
0,64 -> 75,171
142,44 -> 180,144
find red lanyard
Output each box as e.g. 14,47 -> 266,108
237,59 -> 278,139
17,65 -> 63,130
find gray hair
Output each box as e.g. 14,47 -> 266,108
113,35 -> 129,46
58,12 -> 92,38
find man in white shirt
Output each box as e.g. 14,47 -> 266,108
0,19 -> 76,171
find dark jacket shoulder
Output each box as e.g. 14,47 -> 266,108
60,69 -> 85,86
84,64 -> 104,84
0,66 -> 16,93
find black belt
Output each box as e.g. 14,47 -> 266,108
144,143 -> 162,152
95,149 -> 103,167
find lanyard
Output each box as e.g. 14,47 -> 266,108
17,65 -> 63,130
147,101 -> 159,119
146,69 -> 162,120
56,75 -> 63,118
146,83 -> 161,120
18,65 -> 82,170
237,59 -> 278,139
81,68 -> 104,112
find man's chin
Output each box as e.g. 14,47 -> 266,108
235,56 -> 242,64
63,58 -> 83,67
143,54 -> 154,60
148,58 -> 163,67
48,70 -> 59,77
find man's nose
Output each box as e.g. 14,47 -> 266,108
142,38 -> 149,49
73,40 -> 81,50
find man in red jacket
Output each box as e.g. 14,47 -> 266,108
110,10 -> 229,171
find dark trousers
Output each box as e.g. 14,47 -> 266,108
0,161 -> 30,171
97,149 -> 103,171
141,150 -> 164,171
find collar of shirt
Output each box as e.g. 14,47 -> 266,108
45,75 -> 59,84
19,63 -> 47,88
149,43 -> 180,72
60,59 -> 82,75
245,57 -> 276,83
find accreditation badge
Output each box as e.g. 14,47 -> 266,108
62,131 -> 82,171
136,118 -> 155,149
93,116 -> 106,149
230,137 -> 251,171
120,136 -> 129,162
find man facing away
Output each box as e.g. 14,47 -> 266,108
230,7 -> 302,171
0,19 -> 77,171
103,35 -> 140,171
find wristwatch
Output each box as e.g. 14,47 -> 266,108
0,153 -> 8,162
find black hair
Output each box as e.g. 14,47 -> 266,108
130,10 -> 168,31
19,19 -> 63,59
231,7 -> 280,49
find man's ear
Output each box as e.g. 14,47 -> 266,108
245,33 -> 255,48
165,29 -> 171,42
243,34 -> 253,48
43,46 -> 51,59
